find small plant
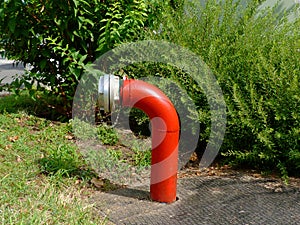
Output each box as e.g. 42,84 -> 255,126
130,141 -> 151,168
71,118 -> 98,141
132,147 -> 151,168
107,148 -> 124,162
39,144 -> 84,177
97,124 -> 119,145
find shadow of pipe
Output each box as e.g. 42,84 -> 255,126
107,187 -> 151,201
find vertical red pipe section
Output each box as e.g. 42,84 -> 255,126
120,79 -> 179,203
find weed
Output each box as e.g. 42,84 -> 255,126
131,142 -> 151,168
97,125 -> 119,145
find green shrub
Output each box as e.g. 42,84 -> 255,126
134,0 -> 300,177
0,0 -> 150,114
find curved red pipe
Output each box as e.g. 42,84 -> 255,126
120,78 -> 179,203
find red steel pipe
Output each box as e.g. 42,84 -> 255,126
120,78 -> 180,203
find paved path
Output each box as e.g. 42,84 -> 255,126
0,57 -> 25,95
91,174 -> 300,225
0,57 -> 25,84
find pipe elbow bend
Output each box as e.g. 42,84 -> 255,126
121,79 -> 179,132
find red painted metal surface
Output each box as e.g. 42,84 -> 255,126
120,78 -> 180,203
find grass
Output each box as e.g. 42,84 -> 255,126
0,91 -> 152,224
0,93 -> 108,224
0,91 -> 70,121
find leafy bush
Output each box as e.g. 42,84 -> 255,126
1,0 -> 299,178
0,0 -> 150,115
135,0 -> 300,177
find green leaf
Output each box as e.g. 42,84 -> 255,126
73,0 -> 79,8
78,54 -> 87,64
8,17 -> 16,33
40,59 -> 47,70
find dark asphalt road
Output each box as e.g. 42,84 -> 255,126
91,175 -> 300,225
0,58 -> 25,84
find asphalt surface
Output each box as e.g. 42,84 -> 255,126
0,57 -> 25,84
91,174 -> 300,225
0,57 -> 25,95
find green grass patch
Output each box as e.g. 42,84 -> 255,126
0,91 -> 152,223
0,91 -> 71,121
0,94 -> 107,224
97,125 -> 119,146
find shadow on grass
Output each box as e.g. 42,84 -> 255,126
38,156 -> 97,180
0,91 -> 70,122
0,91 -> 97,181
